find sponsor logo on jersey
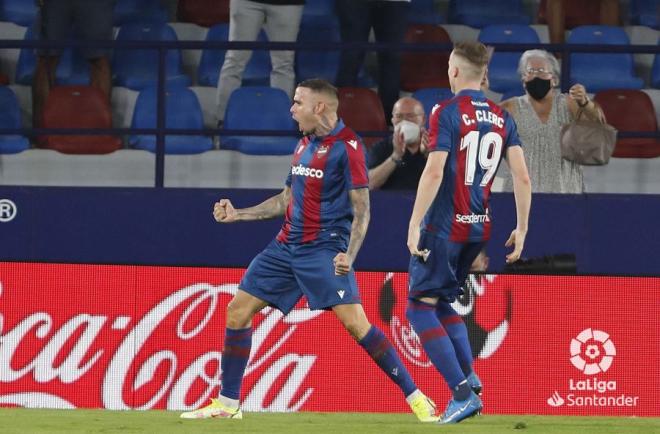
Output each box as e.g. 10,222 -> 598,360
291,164 -> 324,179
455,212 -> 490,224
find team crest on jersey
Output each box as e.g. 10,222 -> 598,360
316,145 -> 329,158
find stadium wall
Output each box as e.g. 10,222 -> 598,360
0,186 -> 659,275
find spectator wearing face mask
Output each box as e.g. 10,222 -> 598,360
499,49 -> 604,194
368,96 -> 429,190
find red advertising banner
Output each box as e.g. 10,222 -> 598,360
0,263 -> 658,416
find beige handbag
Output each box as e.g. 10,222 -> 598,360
560,108 -> 617,166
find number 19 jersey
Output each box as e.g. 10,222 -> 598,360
425,89 -> 521,243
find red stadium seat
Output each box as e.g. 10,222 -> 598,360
337,87 -> 388,147
0,73 -> 8,85
400,24 -> 451,92
39,86 -> 122,154
538,0 -> 602,29
177,0 -> 230,27
594,89 -> 660,158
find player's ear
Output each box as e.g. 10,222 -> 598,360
313,101 -> 325,115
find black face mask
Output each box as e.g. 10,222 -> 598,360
525,77 -> 552,100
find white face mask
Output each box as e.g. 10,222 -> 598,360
396,119 -> 420,145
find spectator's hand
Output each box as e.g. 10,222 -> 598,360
420,127 -> 430,155
568,84 -> 588,106
392,128 -> 406,160
505,229 -> 527,263
213,199 -> 238,223
333,252 -> 352,275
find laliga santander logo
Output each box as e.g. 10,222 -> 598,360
570,328 -> 616,375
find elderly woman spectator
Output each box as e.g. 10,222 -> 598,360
499,49 -> 604,193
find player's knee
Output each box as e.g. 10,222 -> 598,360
342,316 -> 371,340
225,299 -> 254,329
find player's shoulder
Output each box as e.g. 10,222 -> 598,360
334,125 -> 365,153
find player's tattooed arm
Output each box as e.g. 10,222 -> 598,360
346,188 -> 370,262
239,187 -> 290,221
215,187 -> 290,223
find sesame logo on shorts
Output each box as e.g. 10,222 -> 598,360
291,164 -> 324,179
570,328 -> 616,375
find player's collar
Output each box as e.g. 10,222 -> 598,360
456,89 -> 486,99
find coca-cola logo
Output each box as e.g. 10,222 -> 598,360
0,279 -> 324,411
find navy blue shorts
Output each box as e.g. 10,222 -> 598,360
239,238 -> 361,315
408,230 -> 485,302
37,0 -> 114,59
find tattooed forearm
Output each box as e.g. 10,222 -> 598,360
238,188 -> 290,221
346,188 -> 370,261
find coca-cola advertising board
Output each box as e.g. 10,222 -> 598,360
0,262 -> 658,416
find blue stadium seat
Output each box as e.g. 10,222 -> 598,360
113,0 -> 168,25
478,25 -> 539,94
15,28 -> 90,86
0,0 -> 37,26
129,85 -> 213,154
652,49 -> 660,89
567,26 -> 644,92
113,22 -> 191,90
222,86 -> 298,155
629,0 -> 659,29
411,87 -> 454,126
500,87 -> 526,102
294,20 -> 373,86
0,86 -> 30,154
302,0 -> 335,20
448,0 -> 530,28
409,0 -> 443,25
197,24 -> 272,87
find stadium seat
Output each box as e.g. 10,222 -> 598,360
629,0 -> 659,29
537,0 -> 601,29
652,50 -> 660,89
448,0 -> 530,28
567,26 -> 644,92
400,24 -> 451,92
129,85 -> 213,154
478,25 -> 539,94
0,86 -> 30,154
197,24 -> 272,87
301,0 -> 338,26
222,86 -> 298,155
113,22 -> 191,90
0,0 -> 37,26
337,87 -> 387,147
0,73 -> 9,85
594,89 -> 660,158
177,0 -> 230,27
500,87 -> 526,101
15,28 -> 90,86
113,0 -> 168,25
38,86 -> 122,154
411,87 -> 454,126
295,20 -> 341,83
409,0 -> 443,25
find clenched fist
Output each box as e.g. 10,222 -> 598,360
213,198 -> 238,223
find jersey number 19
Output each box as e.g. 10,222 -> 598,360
459,130 -> 503,186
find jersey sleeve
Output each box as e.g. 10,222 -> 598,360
427,103 -> 453,153
343,138 -> 369,189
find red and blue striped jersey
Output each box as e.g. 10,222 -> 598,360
425,89 -> 521,243
276,119 -> 369,244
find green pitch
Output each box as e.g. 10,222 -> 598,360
0,409 -> 658,434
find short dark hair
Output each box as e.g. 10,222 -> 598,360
298,78 -> 338,100
452,41 -> 489,70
